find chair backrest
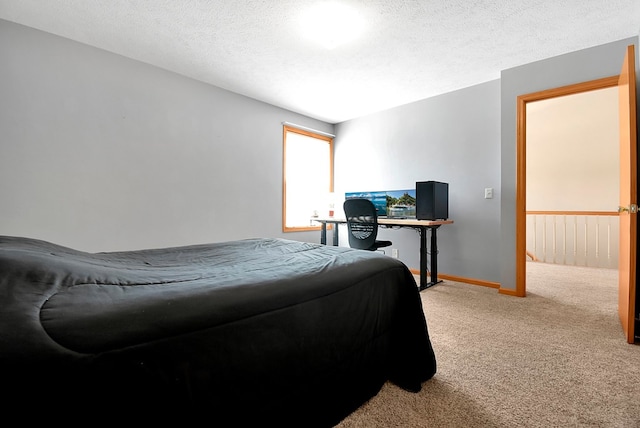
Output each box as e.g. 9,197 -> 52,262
343,198 -> 379,250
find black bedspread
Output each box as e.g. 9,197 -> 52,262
0,236 -> 436,425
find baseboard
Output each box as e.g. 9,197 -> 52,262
497,287 -> 522,296
409,269 -> 500,289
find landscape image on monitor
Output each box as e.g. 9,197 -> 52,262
345,188 -> 416,218
385,189 -> 416,218
344,191 -> 388,215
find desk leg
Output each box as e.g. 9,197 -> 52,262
419,226 -> 428,289
419,225 -> 442,291
332,223 -> 339,246
430,226 -> 440,284
320,222 -> 327,245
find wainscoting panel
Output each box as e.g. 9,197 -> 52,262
526,212 -> 619,269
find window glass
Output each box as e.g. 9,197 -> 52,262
283,126 -> 333,231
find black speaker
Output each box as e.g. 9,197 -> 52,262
416,181 -> 448,220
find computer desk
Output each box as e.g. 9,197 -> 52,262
312,216 -> 454,291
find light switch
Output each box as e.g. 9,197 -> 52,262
484,188 -> 493,199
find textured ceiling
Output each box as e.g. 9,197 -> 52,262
1,0 -> 639,123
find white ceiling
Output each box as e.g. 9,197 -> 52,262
1,0 -> 639,124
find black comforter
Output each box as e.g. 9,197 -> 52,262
0,236 -> 436,425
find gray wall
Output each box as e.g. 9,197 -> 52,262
0,19 -> 333,252
500,36 -> 639,290
335,80 -> 502,283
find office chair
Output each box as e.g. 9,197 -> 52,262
343,198 -> 392,252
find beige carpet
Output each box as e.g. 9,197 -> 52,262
336,262 -> 640,427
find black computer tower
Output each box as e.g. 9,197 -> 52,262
416,181 -> 448,220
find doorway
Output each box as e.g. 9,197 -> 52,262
523,85 -> 620,320
515,76 -> 620,297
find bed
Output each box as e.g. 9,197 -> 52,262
0,235 -> 436,425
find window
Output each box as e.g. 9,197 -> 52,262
283,125 -> 333,232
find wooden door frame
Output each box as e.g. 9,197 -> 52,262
515,76 -> 620,297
